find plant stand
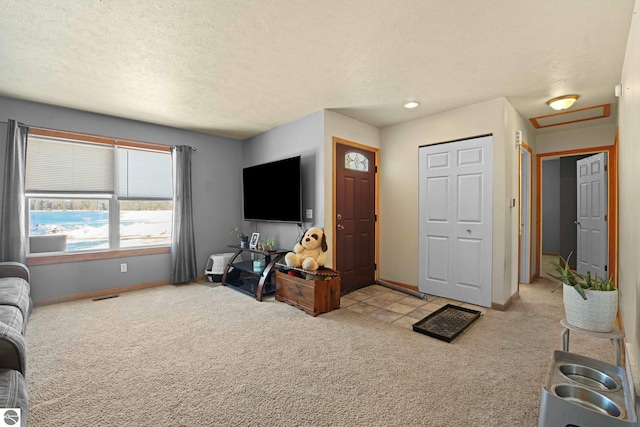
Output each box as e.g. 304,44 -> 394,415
560,319 -> 625,366
222,245 -> 288,301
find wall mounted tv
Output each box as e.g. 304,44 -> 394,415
242,155 -> 302,223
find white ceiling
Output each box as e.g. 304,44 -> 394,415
0,1 -> 635,140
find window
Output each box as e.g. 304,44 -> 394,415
344,151 -> 369,171
119,200 -> 172,248
26,130 -> 172,254
29,198 -> 110,252
116,147 -> 173,249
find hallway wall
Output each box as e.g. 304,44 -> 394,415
542,159 -> 560,253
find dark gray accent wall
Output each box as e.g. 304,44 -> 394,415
558,154 -> 592,264
559,156 -> 578,262
0,96 -> 243,303
241,111 -> 324,251
542,159 -> 560,253
541,154 -> 593,263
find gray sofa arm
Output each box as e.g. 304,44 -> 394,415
0,321 -> 27,375
0,369 -> 28,427
0,262 -> 30,283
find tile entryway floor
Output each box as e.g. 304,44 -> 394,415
340,284 -> 489,329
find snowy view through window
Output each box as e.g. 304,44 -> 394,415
29,198 -> 172,252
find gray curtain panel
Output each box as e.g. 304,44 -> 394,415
0,120 -> 28,263
170,145 -> 197,284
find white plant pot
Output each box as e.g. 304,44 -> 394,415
563,283 -> 618,332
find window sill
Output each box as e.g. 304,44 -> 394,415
26,246 -> 170,266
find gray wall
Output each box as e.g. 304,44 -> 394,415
542,159 -> 560,253
0,96 -> 243,303
241,110 -> 324,252
558,154 -> 592,263
541,155 -> 590,261
559,156 -> 578,262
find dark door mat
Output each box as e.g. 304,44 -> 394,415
412,304 -> 481,343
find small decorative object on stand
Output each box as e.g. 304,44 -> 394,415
249,232 -> 260,249
265,236 -> 276,252
229,227 -> 249,248
253,258 -> 266,272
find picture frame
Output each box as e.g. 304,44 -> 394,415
249,232 -> 260,249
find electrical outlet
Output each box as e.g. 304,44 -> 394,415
120,263 -> 127,273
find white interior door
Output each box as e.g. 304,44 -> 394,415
519,146 -> 531,284
576,152 -> 608,279
418,135 -> 493,307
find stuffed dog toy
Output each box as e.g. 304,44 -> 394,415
285,227 -> 327,271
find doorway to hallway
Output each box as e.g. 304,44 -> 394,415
536,145 -> 617,282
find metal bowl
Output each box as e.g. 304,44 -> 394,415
559,363 -> 620,391
552,383 -> 625,419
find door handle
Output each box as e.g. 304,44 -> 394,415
337,224 -> 344,231
575,220 -> 581,227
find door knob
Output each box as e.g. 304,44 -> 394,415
575,220 -> 581,226
337,224 -> 344,230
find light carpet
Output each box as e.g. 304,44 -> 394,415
25,279 -> 615,426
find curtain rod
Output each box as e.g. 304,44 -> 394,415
0,120 -> 27,126
1,120 -> 196,151
0,120 -> 28,126
173,145 -> 197,152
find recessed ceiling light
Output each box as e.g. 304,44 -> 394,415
546,95 -> 579,111
403,101 -> 420,109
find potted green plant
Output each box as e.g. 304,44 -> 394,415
229,227 -> 249,248
547,253 -> 617,332
264,236 -> 276,252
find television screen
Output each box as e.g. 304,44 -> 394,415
242,156 -> 302,223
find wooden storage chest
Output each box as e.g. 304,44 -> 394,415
275,269 -> 341,316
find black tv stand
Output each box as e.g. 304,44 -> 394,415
222,245 -> 288,301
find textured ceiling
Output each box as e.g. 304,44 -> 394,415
0,1 -> 635,140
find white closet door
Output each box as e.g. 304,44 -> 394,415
419,135 -> 493,307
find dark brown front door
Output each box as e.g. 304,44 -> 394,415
335,141 -> 376,294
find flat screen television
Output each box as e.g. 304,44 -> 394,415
242,156 -> 302,223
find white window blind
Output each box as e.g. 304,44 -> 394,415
116,147 -> 172,199
26,136 -> 114,193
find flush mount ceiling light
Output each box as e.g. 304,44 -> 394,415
546,95 -> 579,111
403,101 -> 420,109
